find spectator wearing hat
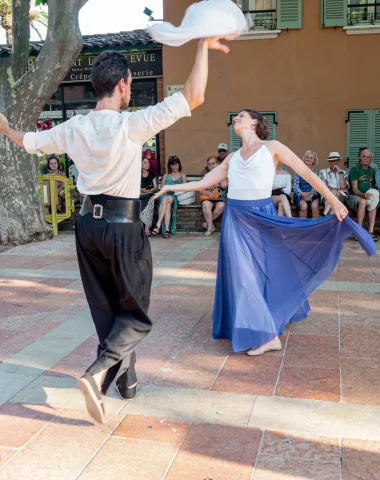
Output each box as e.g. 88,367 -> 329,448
347,148 -> 379,241
202,143 -> 229,174
319,152 -> 349,216
217,143 -> 229,164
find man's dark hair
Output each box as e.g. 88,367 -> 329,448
91,51 -> 130,100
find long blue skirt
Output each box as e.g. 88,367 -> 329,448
212,197 -> 375,352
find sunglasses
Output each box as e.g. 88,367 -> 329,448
218,149 -> 227,153
168,156 -> 179,161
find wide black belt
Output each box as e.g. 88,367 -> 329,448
79,195 -> 141,223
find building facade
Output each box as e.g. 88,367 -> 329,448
162,0 -> 380,173
0,30 -> 164,177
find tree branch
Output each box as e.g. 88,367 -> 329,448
9,0 -> 90,129
11,0 -> 30,80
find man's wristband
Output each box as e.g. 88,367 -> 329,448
338,172 -> 344,175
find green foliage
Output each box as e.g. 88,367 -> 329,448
35,0 -> 48,5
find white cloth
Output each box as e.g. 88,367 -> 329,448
24,93 -> 191,198
228,145 -> 275,200
272,173 -> 292,196
148,0 -> 247,47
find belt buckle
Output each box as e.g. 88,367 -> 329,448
93,204 -> 103,219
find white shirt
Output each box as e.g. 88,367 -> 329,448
227,145 -> 275,200
273,173 -> 292,195
23,93 -> 191,198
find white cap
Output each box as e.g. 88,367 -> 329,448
218,143 -> 228,150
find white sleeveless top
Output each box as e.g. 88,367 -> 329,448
227,144 -> 276,200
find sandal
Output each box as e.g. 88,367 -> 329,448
370,233 -> 378,242
163,231 -> 170,238
151,226 -> 160,236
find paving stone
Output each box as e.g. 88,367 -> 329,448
213,354 -> 282,396
0,409 -> 121,480
249,396 -> 380,440
78,437 -> 178,480
113,414 -> 191,444
261,430 -> 340,463
0,447 -> 17,468
283,334 -> 339,370
0,403 -> 60,448
341,357 -> 380,406
123,385 -> 256,426
276,364 -> 341,402
166,423 -> 262,480
342,438 -> 380,480
254,454 -> 340,480
341,324 -> 380,359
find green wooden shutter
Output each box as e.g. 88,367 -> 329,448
228,113 -> 242,153
228,111 -> 277,152
321,0 -> 347,27
372,110 -> 380,168
261,112 -> 277,140
277,0 -> 303,29
346,110 -> 371,168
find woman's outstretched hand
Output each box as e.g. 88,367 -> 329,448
152,185 -> 170,200
330,198 -> 348,222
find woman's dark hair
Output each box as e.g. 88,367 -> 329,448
167,155 -> 182,174
241,109 -> 270,140
47,155 -> 60,170
91,51 -> 131,100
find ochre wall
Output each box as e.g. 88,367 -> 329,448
162,0 -> 380,173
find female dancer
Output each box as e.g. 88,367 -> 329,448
154,109 -> 374,356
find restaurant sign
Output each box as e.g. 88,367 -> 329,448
28,49 -> 163,82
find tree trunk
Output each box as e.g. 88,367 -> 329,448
0,0 -> 89,245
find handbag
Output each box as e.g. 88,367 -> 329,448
200,186 -> 220,202
174,191 -> 195,205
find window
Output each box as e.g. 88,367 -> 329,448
321,0 -> 380,28
347,1 -> 380,26
346,109 -> 380,167
228,112 -> 277,152
239,0 -> 302,30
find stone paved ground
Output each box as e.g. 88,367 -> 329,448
0,233 -> 380,479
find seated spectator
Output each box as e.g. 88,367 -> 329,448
271,161 -> 292,217
143,148 -> 158,175
200,156 -> 228,235
152,156 -> 187,238
293,150 -> 320,219
358,147 -> 377,171
41,155 -> 67,213
347,148 -> 379,242
140,158 -> 158,236
202,143 -> 229,174
319,152 -> 349,216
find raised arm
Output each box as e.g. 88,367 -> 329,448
128,37 -> 230,146
182,37 -> 229,110
154,157 -> 230,200
0,114 -> 26,149
268,141 -> 348,221
0,113 -> 68,155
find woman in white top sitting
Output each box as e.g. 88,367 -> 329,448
153,109 -> 374,359
271,162 -> 292,217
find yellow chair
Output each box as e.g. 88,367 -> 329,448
38,174 -> 75,236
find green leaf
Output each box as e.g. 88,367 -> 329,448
35,0 -> 48,5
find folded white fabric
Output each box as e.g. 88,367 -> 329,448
147,0 -> 247,47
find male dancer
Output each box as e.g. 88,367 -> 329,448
0,36 -> 230,423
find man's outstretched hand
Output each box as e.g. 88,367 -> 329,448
200,36 -> 232,54
0,113 -> 9,136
